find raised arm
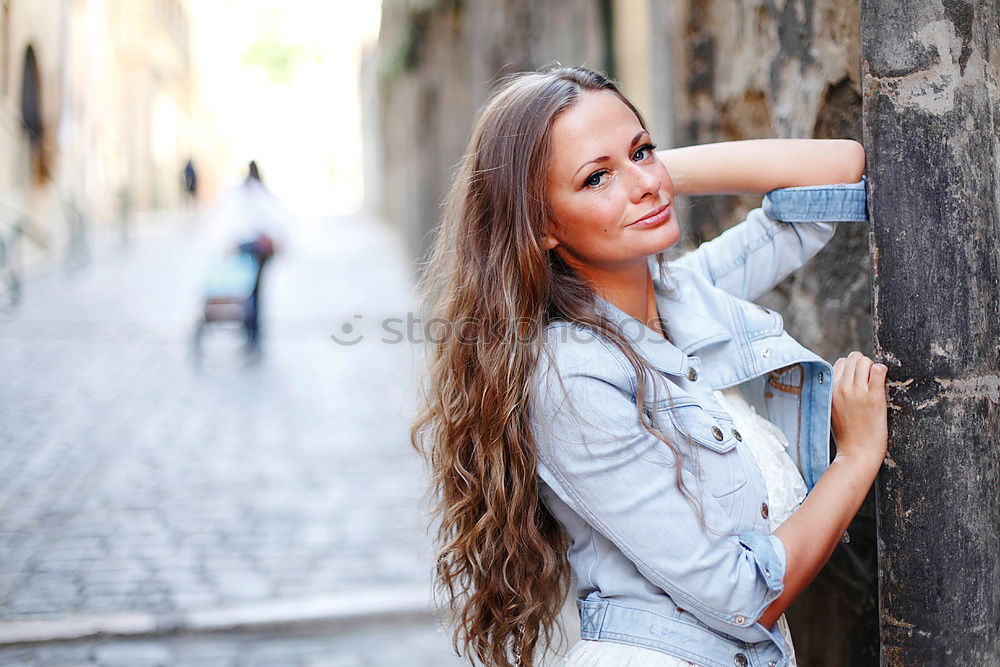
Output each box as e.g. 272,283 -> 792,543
657,139 -> 866,196
668,139 -> 868,302
671,179 -> 867,302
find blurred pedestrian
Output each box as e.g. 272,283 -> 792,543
183,158 -> 198,204
201,160 -> 291,357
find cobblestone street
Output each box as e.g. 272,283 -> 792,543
0,210 -> 469,664
0,618 -> 465,666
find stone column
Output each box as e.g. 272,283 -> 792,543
860,1 -> 1000,663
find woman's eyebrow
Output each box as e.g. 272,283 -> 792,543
572,130 -> 649,179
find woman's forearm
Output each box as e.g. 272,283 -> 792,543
658,139 -> 866,196
757,450 -> 883,629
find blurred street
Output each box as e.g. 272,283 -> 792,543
0,209 -> 465,665
0,620 -> 462,667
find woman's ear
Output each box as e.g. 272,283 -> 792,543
541,217 -> 560,250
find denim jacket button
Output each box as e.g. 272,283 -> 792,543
768,661 -> 778,667
761,502 -> 769,520
711,426 -> 724,441
732,429 -> 742,442
818,371 -> 825,384
735,615 -> 747,625
761,348 -> 771,358
687,367 -> 698,382
734,653 -> 748,666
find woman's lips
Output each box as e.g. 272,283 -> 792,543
628,203 -> 671,228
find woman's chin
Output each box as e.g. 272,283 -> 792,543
644,220 -> 680,254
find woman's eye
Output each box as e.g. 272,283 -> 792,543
584,170 -> 608,188
583,143 -> 656,188
633,143 -> 657,161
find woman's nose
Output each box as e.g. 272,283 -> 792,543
629,163 -> 661,201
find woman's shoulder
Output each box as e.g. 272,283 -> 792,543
535,320 -> 635,390
530,322 -> 639,426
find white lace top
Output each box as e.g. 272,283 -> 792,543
563,387 -> 807,667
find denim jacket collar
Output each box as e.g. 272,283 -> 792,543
593,276 -> 732,377
657,297 -> 733,354
650,257 -> 734,354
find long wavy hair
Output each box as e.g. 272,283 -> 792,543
411,65 -> 694,666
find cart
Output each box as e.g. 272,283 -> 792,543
191,249 -> 261,361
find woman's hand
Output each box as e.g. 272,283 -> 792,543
831,351 -> 888,466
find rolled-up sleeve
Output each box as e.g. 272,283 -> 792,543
531,335 -> 787,642
674,178 -> 868,302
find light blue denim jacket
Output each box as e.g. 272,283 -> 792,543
529,179 -> 867,667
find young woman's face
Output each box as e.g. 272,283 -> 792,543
543,90 -> 677,273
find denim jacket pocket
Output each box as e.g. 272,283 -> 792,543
658,403 -> 748,499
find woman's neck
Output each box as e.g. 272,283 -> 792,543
587,260 -> 666,339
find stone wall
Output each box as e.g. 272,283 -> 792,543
660,3 -> 876,664
375,0 -> 608,263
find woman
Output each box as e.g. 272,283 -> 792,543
411,65 -> 886,667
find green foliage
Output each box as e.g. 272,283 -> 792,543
241,33 -> 307,84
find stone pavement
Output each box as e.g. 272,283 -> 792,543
0,208 -> 474,664
0,617 -> 467,666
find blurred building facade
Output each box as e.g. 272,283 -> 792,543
371,0 -> 875,664
0,0 -> 193,270
372,0 -> 608,264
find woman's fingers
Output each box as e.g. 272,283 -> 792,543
835,352 -> 860,386
833,356 -> 846,383
870,362 -> 889,392
834,351 -> 885,393
853,354 -> 874,388
843,351 -> 861,386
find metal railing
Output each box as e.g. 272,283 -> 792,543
0,215 -> 22,313
62,195 -> 91,274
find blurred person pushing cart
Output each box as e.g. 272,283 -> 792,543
194,161 -> 292,360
